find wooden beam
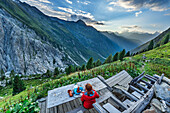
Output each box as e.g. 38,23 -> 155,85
136,71 -> 145,83
110,95 -> 128,110
144,76 -> 157,83
93,103 -> 108,113
130,71 -> 145,85
136,83 -> 149,92
97,75 -> 113,92
129,85 -> 144,95
146,74 -> 158,81
96,92 -> 113,104
140,79 -> 152,88
121,89 -> 138,101
132,89 -> 154,113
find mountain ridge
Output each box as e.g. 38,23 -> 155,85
101,31 -> 139,51
0,0 -> 122,75
131,27 -> 170,53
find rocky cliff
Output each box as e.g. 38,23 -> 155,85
0,8 -> 69,75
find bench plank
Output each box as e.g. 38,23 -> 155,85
103,103 -> 121,113
54,106 -> 58,113
93,103 -> 108,113
63,103 -> 68,113
58,105 -> 64,113
40,101 -> 46,113
66,102 -> 72,111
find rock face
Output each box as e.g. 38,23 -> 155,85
0,8 -> 68,75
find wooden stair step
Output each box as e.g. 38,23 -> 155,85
132,91 -> 143,99
103,103 -> 121,113
123,99 -> 133,107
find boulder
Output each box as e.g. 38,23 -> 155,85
154,82 -> 170,102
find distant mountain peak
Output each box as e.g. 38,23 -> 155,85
76,19 -> 86,25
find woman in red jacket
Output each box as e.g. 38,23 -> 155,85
81,83 -> 99,109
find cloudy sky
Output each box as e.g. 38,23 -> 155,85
20,0 -> 170,33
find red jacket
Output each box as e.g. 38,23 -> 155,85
81,90 -> 99,109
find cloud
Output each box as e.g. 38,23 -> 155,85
65,0 -> 72,4
121,25 -> 141,29
109,0 -> 170,11
135,11 -> 142,17
69,15 -> 104,25
58,7 -> 94,20
77,0 -> 91,5
58,7 -> 74,14
38,0 -> 52,4
20,0 -> 70,19
150,24 -> 160,28
164,13 -> 170,16
107,7 -> 114,11
21,0 -> 98,24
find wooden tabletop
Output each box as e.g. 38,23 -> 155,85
47,77 -> 107,108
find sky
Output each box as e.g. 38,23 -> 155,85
20,0 -> 170,33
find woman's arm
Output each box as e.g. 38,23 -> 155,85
95,91 -> 99,98
81,95 -> 85,102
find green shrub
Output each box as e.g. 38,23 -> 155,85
2,93 -> 40,113
13,75 -> 26,96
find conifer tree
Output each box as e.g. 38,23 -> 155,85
113,52 -> 118,61
148,40 -> 154,50
95,59 -> 102,67
81,64 -> 86,71
65,65 -> 74,75
93,62 -> 96,67
125,51 -> 130,57
54,67 -> 59,75
155,43 -> 160,48
9,70 -> 15,85
164,34 -> 169,44
13,75 -> 25,95
86,57 -> 93,70
46,69 -> 52,77
104,54 -> 112,64
119,49 -> 125,61
0,69 -> 5,81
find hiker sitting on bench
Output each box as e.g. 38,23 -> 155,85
81,83 -> 99,109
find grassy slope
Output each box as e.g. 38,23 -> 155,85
0,42 -> 169,108
132,42 -> 170,77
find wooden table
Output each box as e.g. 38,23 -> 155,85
47,77 -> 107,108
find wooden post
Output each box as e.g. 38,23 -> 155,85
158,73 -> 164,84
121,89 -> 138,101
129,85 -> 144,95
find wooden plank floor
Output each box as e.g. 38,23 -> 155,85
39,88 -> 111,113
38,70 -> 132,113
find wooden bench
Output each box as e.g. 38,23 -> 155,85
105,70 -> 133,88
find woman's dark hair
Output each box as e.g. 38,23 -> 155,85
85,83 -> 93,96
